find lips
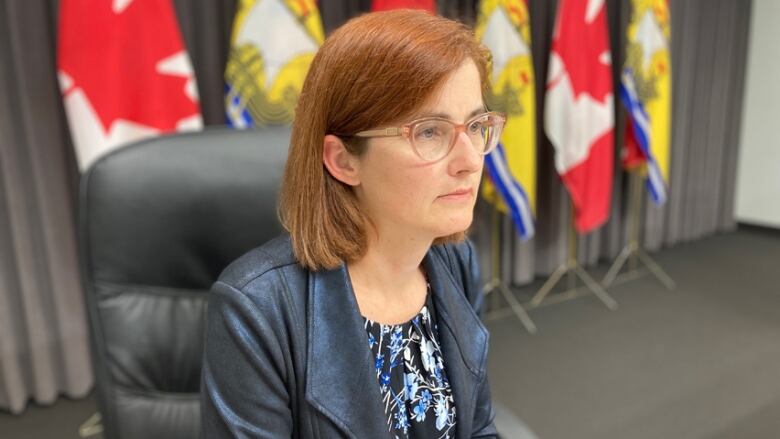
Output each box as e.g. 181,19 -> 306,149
438,187 -> 474,200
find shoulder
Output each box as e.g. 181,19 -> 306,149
203,235 -> 304,392
209,234 -> 307,321
217,234 -> 300,290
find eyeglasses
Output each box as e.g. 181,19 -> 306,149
351,111 -> 506,163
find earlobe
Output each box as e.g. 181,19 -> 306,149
322,134 -> 360,186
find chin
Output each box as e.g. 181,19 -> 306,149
434,213 -> 474,237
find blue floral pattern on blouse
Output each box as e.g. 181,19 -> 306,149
363,290 -> 456,438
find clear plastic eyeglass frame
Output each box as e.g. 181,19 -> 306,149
352,111 -> 506,163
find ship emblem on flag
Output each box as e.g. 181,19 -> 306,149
225,0 -> 324,127
476,0 -> 537,240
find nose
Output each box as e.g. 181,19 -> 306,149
447,130 -> 482,175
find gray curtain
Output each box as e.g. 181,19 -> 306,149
0,0 -> 238,415
472,0 -> 753,286
0,0 -> 751,414
0,0 -> 91,415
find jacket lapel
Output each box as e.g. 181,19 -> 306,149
304,264 -> 389,439
423,249 -> 489,439
304,248 -> 489,439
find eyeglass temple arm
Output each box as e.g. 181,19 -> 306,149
354,127 -> 401,138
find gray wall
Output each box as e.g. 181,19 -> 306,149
735,0 -> 780,229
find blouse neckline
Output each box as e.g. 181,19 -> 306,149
361,282 -> 433,327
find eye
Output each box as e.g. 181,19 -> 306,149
419,127 -> 437,139
415,124 -> 443,141
468,120 -> 485,134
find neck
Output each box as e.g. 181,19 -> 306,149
347,227 -> 432,305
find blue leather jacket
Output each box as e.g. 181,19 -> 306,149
201,234 -> 498,438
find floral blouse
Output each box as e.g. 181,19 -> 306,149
363,288 -> 457,438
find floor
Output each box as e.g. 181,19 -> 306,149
487,226 -> 780,439
1,226 -> 779,439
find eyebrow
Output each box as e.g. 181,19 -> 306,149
416,107 -> 487,121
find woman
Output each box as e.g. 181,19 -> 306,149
202,9 -> 503,439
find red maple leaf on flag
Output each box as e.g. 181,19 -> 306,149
371,0 -> 435,12
58,0 -> 202,170
549,0 -> 612,102
59,0 -> 200,135
545,0 -> 615,233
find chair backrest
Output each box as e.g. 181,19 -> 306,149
78,127 -> 290,439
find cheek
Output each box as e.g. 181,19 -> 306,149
360,163 -> 430,216
390,170 -> 432,209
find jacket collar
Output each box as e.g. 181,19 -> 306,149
304,258 -> 388,439
423,247 -> 489,439
304,246 -> 489,439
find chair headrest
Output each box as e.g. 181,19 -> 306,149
80,126 -> 291,290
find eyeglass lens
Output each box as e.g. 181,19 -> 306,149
411,114 -> 502,161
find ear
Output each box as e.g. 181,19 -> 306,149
322,134 -> 361,186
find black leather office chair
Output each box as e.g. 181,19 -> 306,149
78,127 -> 290,439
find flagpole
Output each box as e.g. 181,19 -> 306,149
482,205 -> 537,334
527,198 -> 618,312
78,412 -> 103,437
601,167 -> 676,290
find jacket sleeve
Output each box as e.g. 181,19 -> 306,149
201,280 -> 293,438
451,239 -> 499,438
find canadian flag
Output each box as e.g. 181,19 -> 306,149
371,0 -> 435,12
545,0 -> 614,233
58,0 -> 203,171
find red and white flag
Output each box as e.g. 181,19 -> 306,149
371,0 -> 435,12
58,0 -> 202,171
545,0 -> 614,233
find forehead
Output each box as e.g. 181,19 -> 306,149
413,59 -> 484,121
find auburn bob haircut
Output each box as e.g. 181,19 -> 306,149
279,10 -> 491,270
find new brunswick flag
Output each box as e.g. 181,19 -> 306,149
225,0 -> 324,127
620,0 -> 671,204
476,0 -> 537,240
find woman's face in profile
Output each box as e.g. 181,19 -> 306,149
353,59 -> 485,241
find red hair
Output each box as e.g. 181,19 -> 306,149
279,10 -> 491,270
